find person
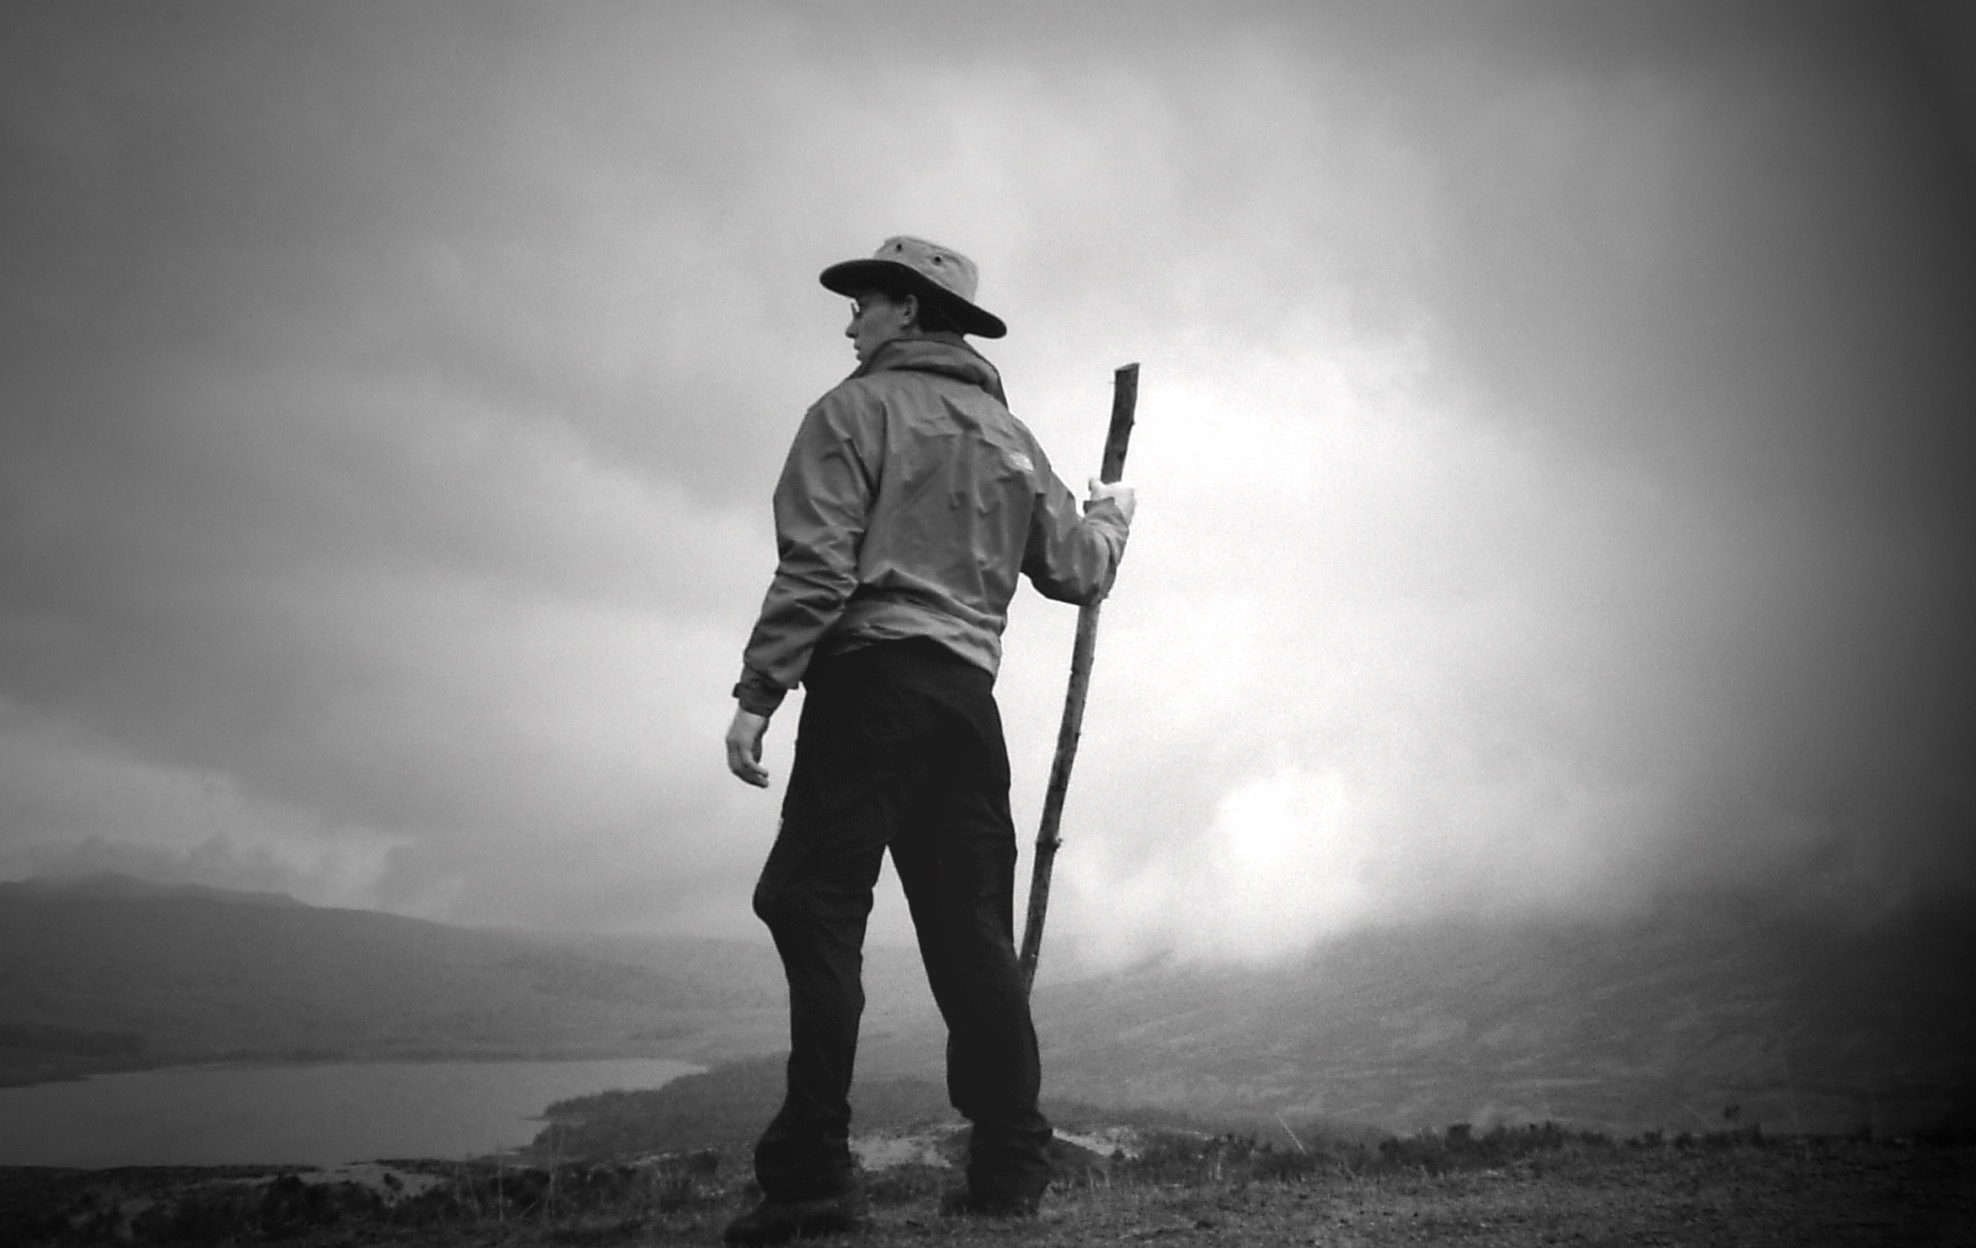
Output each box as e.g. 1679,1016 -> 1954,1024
721,236 -> 1135,1245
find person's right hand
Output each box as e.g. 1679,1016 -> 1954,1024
1087,477 -> 1136,526
725,707 -> 771,788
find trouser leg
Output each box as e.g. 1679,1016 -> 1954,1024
892,820 -> 1052,1195
750,885 -> 876,1201
748,669 -> 895,1202
887,667 -> 1052,1198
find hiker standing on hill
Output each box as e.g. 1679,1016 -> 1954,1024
722,236 -> 1135,1244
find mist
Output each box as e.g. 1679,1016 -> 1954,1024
2,0 -> 1971,970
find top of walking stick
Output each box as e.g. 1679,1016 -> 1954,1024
1098,364 -> 1138,485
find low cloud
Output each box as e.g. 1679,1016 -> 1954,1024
3,2 -> 1970,965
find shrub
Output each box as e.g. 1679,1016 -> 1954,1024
1251,1148 -> 1328,1183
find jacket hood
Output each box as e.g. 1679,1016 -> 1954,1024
856,335 -> 1007,405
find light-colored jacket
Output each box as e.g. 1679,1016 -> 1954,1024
735,336 -> 1128,715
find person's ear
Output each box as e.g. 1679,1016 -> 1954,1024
899,294 -> 919,330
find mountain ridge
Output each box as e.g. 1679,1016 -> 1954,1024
2,880 -> 1969,1137
1030,899 -> 1976,1136
0,871 -> 307,908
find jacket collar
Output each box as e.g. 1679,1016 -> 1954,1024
855,335 -> 1007,405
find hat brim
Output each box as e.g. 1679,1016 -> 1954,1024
819,258 -> 1007,339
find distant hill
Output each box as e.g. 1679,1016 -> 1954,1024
1029,901 -> 1976,1138
0,872 -> 307,908
3,880 -> 1970,1139
0,881 -> 936,1087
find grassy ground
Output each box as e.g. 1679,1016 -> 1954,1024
3,1126 -> 1971,1246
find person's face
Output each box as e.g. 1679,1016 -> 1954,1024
845,290 -> 915,363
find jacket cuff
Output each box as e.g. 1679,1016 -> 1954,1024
1084,496 -> 1130,536
733,669 -> 787,717
1084,502 -> 1130,561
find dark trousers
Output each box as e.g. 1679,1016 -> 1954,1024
750,640 -> 1052,1202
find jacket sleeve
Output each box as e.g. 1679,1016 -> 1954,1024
1020,440 -> 1129,606
734,392 -> 878,715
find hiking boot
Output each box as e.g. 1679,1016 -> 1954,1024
722,1187 -> 871,1245
938,1182 -> 1044,1219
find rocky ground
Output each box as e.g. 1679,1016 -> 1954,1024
2,1126 -> 1970,1246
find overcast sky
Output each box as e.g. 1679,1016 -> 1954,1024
3,1 -> 1971,971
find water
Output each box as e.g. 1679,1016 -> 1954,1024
0,1057 -> 701,1168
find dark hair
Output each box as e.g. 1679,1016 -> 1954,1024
869,283 -> 963,336
910,294 -> 964,335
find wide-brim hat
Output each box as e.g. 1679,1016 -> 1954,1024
819,236 -> 1007,339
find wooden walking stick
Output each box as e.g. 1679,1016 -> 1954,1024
1019,362 -> 1138,994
